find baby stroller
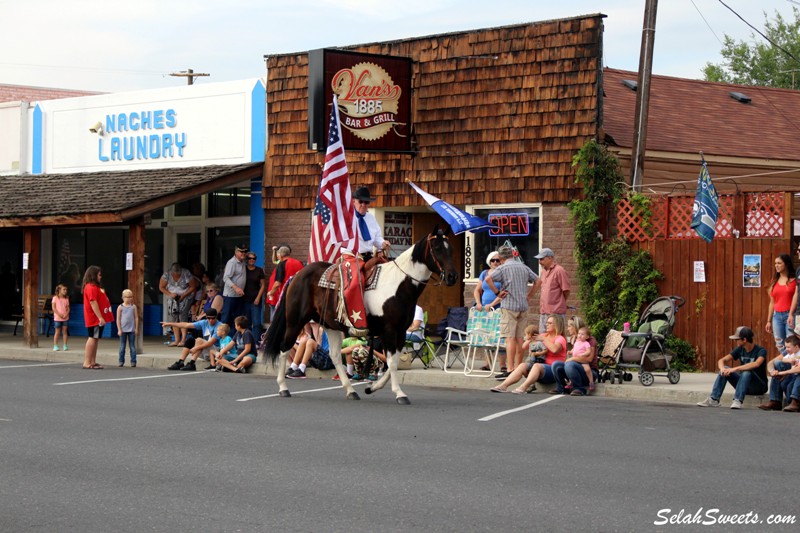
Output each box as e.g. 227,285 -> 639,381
598,295 -> 685,387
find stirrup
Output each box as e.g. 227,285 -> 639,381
349,326 -> 369,337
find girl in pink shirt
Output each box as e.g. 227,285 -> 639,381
52,284 -> 70,351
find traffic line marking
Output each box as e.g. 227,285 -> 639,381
237,381 -> 369,402
479,394 -> 565,421
0,362 -> 73,369
54,371 -> 212,386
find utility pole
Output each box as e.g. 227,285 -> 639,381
169,68 -> 209,85
630,0 -> 658,192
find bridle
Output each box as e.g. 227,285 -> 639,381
392,232 -> 450,286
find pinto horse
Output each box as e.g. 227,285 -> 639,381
262,227 -> 458,404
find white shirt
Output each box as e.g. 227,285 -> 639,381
356,211 -> 386,254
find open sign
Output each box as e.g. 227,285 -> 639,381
488,213 -> 530,236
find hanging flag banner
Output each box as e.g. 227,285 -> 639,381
690,161 -> 720,243
408,181 -> 496,235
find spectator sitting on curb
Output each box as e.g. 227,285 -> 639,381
697,326 -> 768,409
209,323 -> 236,371
215,316 -> 257,374
758,334 -> 800,412
162,308 -> 222,372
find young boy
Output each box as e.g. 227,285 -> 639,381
116,289 -> 139,367
216,316 -> 257,374
209,323 -> 236,369
523,325 -> 548,364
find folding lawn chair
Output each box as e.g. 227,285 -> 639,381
443,307 -> 503,376
402,311 -> 437,368
430,306 -> 469,370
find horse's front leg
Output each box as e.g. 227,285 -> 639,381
327,330 -> 359,400
277,349 -> 291,397
366,351 -> 409,405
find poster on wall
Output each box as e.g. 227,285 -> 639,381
743,254 -> 761,288
384,212 -> 412,254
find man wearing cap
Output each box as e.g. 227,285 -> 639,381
532,248 -> 571,333
352,186 -> 390,261
485,246 -> 539,378
222,244 -> 248,327
697,326 -> 768,409
162,308 -> 223,372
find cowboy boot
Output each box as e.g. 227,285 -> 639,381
757,400 -> 782,411
783,399 -> 800,412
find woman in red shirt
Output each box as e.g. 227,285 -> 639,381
82,266 -> 114,369
766,253 -> 796,356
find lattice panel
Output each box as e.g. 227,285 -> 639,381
617,195 -> 738,242
746,193 -> 784,238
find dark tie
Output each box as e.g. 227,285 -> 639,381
355,211 -> 371,241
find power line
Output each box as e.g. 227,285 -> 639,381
690,0 -> 724,45
716,0 -> 800,65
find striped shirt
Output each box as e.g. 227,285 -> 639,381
488,261 -> 538,312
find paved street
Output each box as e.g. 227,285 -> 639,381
1,361 -> 798,532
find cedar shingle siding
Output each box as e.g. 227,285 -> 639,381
265,15 -> 603,209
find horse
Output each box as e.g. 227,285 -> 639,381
262,226 -> 458,404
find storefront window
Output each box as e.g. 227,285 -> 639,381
466,206 -> 541,279
0,229 -> 23,319
208,185 -> 250,218
174,197 -> 202,217
207,226 -> 250,287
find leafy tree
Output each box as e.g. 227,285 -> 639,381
703,7 -> 800,88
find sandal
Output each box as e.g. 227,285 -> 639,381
490,386 -> 508,393
91,364 -> 104,369
511,388 -> 525,395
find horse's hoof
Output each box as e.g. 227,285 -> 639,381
347,392 -> 361,401
279,390 -> 291,398
396,396 -> 411,405
364,387 -> 373,395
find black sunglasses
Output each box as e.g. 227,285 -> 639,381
490,259 -> 500,263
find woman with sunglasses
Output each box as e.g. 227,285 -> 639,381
196,283 -> 224,321
474,251 -> 503,312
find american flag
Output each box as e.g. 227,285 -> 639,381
309,95 -> 356,263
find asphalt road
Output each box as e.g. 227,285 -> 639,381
1,361 -> 798,532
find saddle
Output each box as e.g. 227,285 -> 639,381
318,252 -> 388,336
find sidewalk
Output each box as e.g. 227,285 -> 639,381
0,334 -> 769,408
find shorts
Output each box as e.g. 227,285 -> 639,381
87,325 -> 105,339
54,321 -> 68,328
526,362 -> 556,384
499,309 -> 527,339
167,297 -> 193,322
223,354 -> 237,362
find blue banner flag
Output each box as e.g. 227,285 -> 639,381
690,161 -> 720,243
409,181 -> 496,234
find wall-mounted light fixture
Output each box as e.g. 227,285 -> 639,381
89,121 -> 104,135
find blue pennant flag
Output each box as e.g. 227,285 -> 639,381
690,161 -> 720,243
409,181 -> 496,234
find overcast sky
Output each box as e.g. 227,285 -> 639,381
1,0 -> 798,93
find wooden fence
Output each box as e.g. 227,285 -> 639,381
619,193 -> 792,371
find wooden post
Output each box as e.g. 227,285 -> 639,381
128,221 -> 146,354
22,228 -> 41,348
630,0 -> 658,192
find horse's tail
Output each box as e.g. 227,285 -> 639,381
262,290 -> 287,366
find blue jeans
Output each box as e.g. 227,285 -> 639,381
552,360 -> 596,395
119,332 -> 136,364
246,302 -> 263,341
711,366 -> 767,402
772,311 -> 790,355
222,296 -> 245,327
768,362 -> 798,403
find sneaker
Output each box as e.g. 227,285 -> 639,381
204,364 -> 215,370
215,364 -> 223,372
332,373 -> 354,381
53,345 -> 59,352
180,360 -> 196,371
237,366 -> 247,374
495,371 -> 511,380
570,389 -> 585,396
367,374 -> 378,381
167,360 -> 184,371
62,345 -> 69,351
118,362 -> 124,367
696,397 -> 720,407
287,369 -> 306,379
285,368 -> 298,378
526,384 -> 537,394
730,399 -> 743,410
131,363 -> 136,368
589,383 -> 596,394
351,373 -> 363,381
564,383 -> 573,391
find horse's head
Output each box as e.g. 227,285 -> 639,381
421,225 -> 458,286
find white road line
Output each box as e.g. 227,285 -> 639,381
237,381 -> 369,402
54,370 -> 213,386
479,394 -> 565,421
0,362 -> 73,369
